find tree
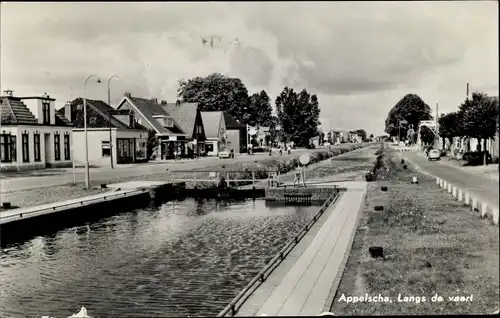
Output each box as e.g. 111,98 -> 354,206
384,94 -> 433,139
246,90 -> 273,127
353,129 -> 367,141
177,73 -> 251,123
267,115 -> 281,144
458,92 -> 499,165
275,87 -> 321,146
420,126 -> 435,145
438,112 -> 463,151
146,129 -> 159,160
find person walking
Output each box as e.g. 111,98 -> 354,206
293,166 -> 302,188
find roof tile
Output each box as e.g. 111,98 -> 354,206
0,96 -> 39,125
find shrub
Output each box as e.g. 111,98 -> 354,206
463,151 -> 493,165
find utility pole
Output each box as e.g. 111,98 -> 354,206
466,82 -> 469,100
84,74 -> 101,190
435,102 -> 439,148
107,75 -> 120,169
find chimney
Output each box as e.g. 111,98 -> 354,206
160,100 -> 167,105
124,92 -> 131,98
175,99 -> 181,106
64,101 -> 72,122
151,97 -> 158,103
3,89 -> 13,97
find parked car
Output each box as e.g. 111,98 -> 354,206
428,149 -> 441,161
218,149 -> 231,159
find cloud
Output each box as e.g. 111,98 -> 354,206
1,1 -> 498,134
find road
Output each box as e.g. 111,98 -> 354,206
0,149 -> 318,193
400,151 -> 499,209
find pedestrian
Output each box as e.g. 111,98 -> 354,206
293,166 -> 302,187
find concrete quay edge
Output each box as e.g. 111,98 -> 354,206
0,181 -> 173,225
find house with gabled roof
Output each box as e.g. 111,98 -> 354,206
201,111 -> 227,156
58,98 -> 148,167
115,93 -> 206,159
1,90 -> 73,171
223,111 -> 247,153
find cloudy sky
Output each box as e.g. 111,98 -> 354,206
1,1 -> 498,134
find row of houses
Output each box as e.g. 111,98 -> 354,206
321,130 -> 364,145
0,90 -> 247,171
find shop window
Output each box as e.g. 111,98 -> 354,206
102,141 -> 110,157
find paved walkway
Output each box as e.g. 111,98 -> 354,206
236,182 -> 367,316
400,151 -> 499,209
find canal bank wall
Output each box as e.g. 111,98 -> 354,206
0,189 -> 152,245
1,180 -> 336,246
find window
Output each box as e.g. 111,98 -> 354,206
22,133 -> 29,162
206,143 -> 214,153
10,135 -> 16,162
54,134 -> 61,161
34,133 -> 41,162
42,101 -> 50,124
0,134 -> 11,163
102,141 -> 110,157
64,134 -> 70,160
197,125 -> 202,134
164,118 -> 174,127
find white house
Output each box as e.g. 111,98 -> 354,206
58,98 -> 148,167
201,111 -> 226,156
0,90 -> 73,172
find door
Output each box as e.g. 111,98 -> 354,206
44,133 -> 51,168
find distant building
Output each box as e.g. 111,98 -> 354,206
1,90 -> 73,172
223,112 -> 246,154
201,111 -> 226,156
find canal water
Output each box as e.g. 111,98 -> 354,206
0,198 -> 320,317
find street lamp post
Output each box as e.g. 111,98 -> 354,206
84,74 -> 101,190
107,75 -> 120,169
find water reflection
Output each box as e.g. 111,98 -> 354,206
1,198 -> 319,317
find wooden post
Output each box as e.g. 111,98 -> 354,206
252,171 -> 255,186
226,171 -> 230,188
193,171 -> 197,187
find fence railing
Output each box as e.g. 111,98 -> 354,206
216,189 -> 341,317
169,169 -> 281,187
0,189 -> 147,223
